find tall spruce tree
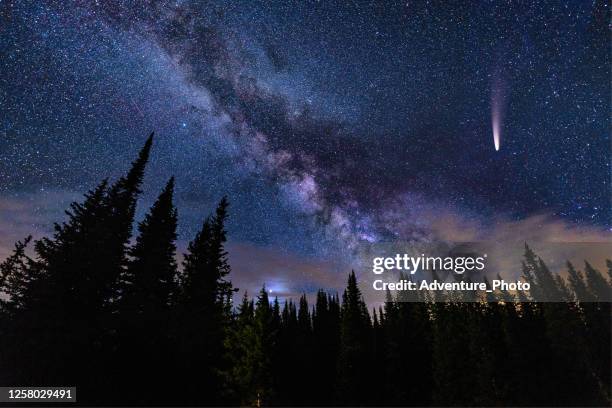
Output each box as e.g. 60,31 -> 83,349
269,296 -> 283,403
378,278 -> 432,406
0,236 -> 34,386
114,177 -> 178,403
18,179 -> 112,388
431,302 -> 479,406
0,236 -> 34,314
227,292 -> 257,405
176,197 -> 234,404
336,271 -> 371,405
276,299 -> 299,404
252,286 -> 276,406
294,294 -> 314,404
311,290 -> 340,404
583,261 -> 611,301
104,133 -> 154,303
120,177 -> 178,314
567,261 -> 590,301
579,261 -> 611,402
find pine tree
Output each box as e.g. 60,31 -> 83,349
0,236 -> 34,385
0,236 -> 34,314
227,292 -> 257,405
176,197 -> 234,404
276,299 -> 299,404
114,177 -> 179,403
431,302 -> 479,406
577,261 -> 612,402
472,299 -> 510,405
229,286 -> 277,406
336,271 -> 371,405
533,256 -> 603,405
521,243 -> 564,301
311,290 -> 340,404
297,294 -> 311,334
29,179 -> 111,313
252,286 -> 275,405
566,261 -> 590,302
269,296 -> 283,403
180,197 -> 233,309
370,307 -> 386,404
293,294 -> 314,404
19,179 -> 112,388
583,261 -> 610,301
104,133 -> 154,302
120,177 -> 178,315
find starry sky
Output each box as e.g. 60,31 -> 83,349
0,0 -> 610,299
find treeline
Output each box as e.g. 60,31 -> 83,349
0,134 -> 610,406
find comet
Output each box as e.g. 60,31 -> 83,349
492,100 -> 501,151
491,75 -> 506,151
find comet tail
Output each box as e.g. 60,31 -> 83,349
491,77 -> 505,152
492,108 -> 501,151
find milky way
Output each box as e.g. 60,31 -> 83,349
0,1 -> 610,296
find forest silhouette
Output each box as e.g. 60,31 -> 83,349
0,134 -> 610,406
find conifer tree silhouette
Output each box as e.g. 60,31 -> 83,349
292,294 -> 314,404
120,177 -> 178,314
311,290 -> 340,404
579,261 -> 612,403
583,261 -> 610,301
114,177 -> 178,403
275,299 -> 299,404
227,291 -> 257,405
566,261 -> 590,301
336,271 -> 371,405
251,286 -> 275,406
101,132 -> 154,304
20,179 -> 112,388
0,236 -> 33,314
176,197 -> 234,404
0,236 -> 34,385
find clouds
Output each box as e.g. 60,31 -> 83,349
0,190 -> 80,260
428,210 -> 611,275
226,242 -> 346,301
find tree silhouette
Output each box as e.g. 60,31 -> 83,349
175,196 -> 234,404
0,236 -> 34,314
336,271 -> 372,405
114,177 -> 178,403
311,290 -> 340,404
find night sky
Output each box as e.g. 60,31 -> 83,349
1,1 -> 610,298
